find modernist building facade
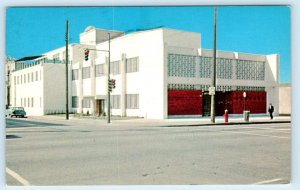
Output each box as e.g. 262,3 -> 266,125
8,26 -> 280,119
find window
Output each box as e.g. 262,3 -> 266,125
31,72 -> 34,82
24,98 -> 26,107
72,69 -> 79,80
28,73 -> 30,83
82,67 -> 90,79
72,96 -> 78,108
126,94 -> 139,109
21,75 -> 23,84
95,64 -> 105,77
17,76 -> 19,84
111,95 -> 120,109
36,71 -> 38,81
126,57 -> 139,73
28,98 -> 30,107
82,98 -> 91,108
111,61 -> 120,75
24,74 -> 26,83
31,97 -> 34,107
14,76 -> 16,85
21,98 -> 23,107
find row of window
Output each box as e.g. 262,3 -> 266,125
72,57 -> 139,80
72,94 -> 139,109
14,70 -> 41,85
20,97 -> 34,108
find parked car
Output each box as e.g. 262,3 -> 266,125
5,107 -> 27,118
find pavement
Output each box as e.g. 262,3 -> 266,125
26,114 -> 291,128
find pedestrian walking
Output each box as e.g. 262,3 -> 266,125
268,103 -> 274,119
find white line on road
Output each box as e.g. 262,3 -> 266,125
6,167 -> 31,186
220,130 -> 289,139
252,178 -> 285,184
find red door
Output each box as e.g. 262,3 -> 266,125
168,90 -> 202,115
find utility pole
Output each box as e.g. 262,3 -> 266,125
210,7 -> 217,123
6,70 -> 10,109
65,20 -> 69,120
107,33 -> 111,123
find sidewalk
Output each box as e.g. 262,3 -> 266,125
28,114 -> 291,127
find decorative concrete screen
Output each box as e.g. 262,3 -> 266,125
168,90 -> 202,115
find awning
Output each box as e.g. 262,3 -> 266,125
16,55 -> 44,62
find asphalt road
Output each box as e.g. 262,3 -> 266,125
5,117 -> 291,185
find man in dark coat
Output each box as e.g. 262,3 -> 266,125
268,103 -> 274,119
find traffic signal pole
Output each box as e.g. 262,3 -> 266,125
65,20 -> 69,120
107,33 -> 111,123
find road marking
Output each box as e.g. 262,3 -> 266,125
253,178 -> 285,184
6,167 -> 31,186
220,130 -> 289,139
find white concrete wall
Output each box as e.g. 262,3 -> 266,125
94,28 -> 167,119
11,64 -> 44,116
43,64 -> 68,114
80,27 -> 124,45
279,84 -> 291,115
266,54 -> 280,115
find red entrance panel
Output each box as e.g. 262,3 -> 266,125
231,91 -> 266,114
168,90 -> 202,115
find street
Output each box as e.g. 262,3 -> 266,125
5,117 -> 291,185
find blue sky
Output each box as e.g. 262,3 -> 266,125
6,6 -> 290,83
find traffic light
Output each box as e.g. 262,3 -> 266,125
84,49 -> 89,61
108,79 -> 116,92
108,79 -> 113,92
111,79 -> 116,89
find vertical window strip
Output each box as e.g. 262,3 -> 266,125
126,57 -> 139,73
111,61 -> 120,75
82,98 -> 91,108
111,95 -> 120,109
72,69 -> 79,80
82,67 -> 90,79
72,96 -> 78,108
126,94 -> 139,109
36,71 -> 38,81
95,64 -> 105,77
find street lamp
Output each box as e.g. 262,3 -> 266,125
243,91 -> 246,111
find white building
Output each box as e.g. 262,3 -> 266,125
9,44 -> 88,115
9,26 -> 280,119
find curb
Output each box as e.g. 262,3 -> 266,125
161,120 -> 291,127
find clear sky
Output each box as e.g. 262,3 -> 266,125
6,6 -> 290,83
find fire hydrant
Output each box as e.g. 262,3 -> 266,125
224,109 -> 229,123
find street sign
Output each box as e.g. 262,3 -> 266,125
209,87 -> 216,95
